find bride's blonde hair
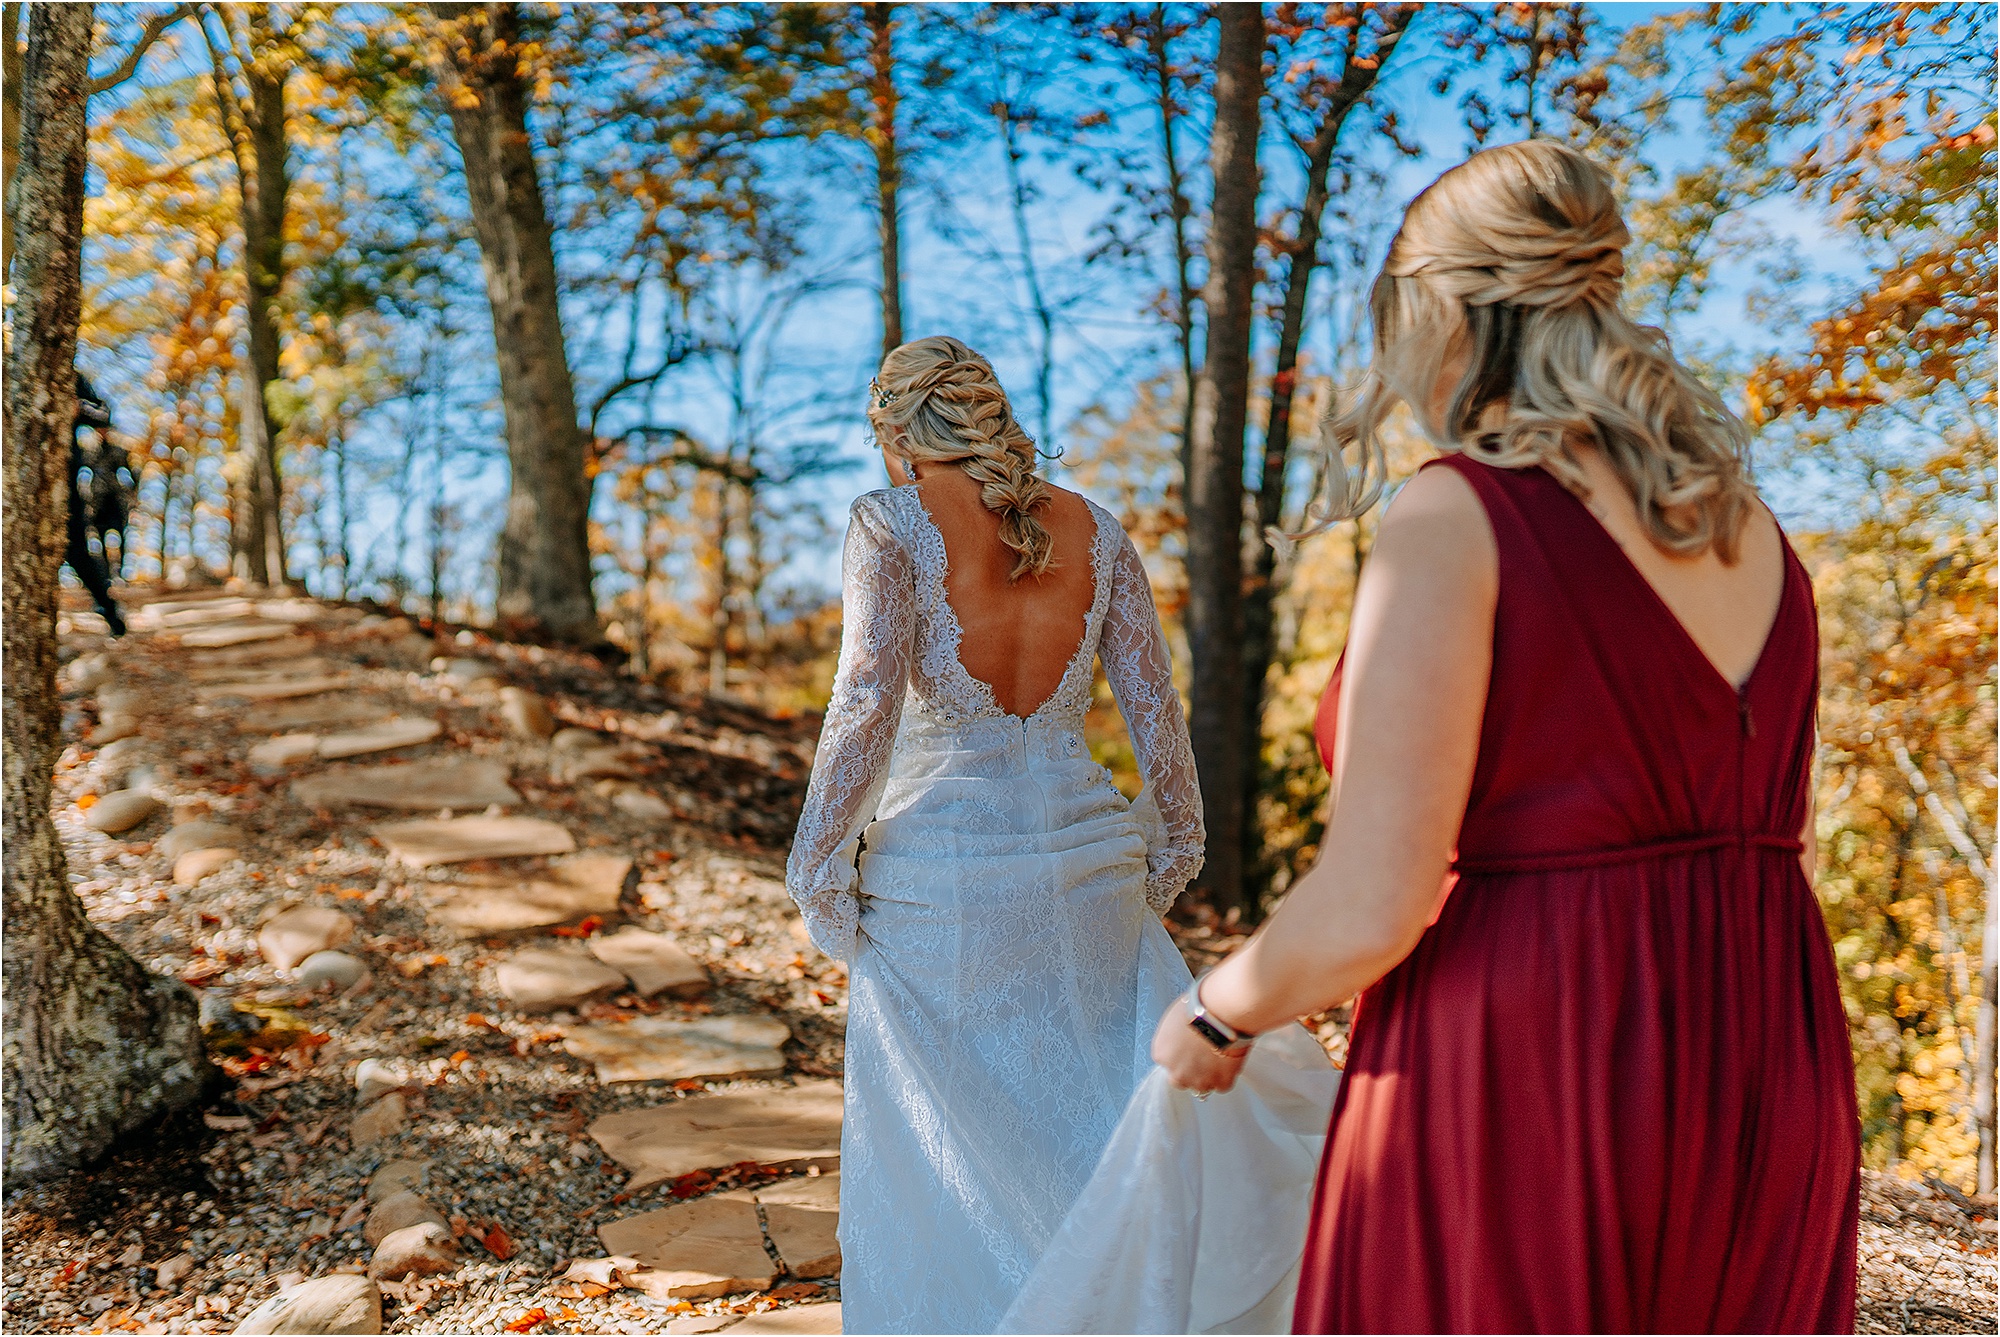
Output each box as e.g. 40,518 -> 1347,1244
1297,139 -> 1756,560
868,336 -> 1056,580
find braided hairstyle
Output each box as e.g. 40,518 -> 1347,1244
1295,139 -> 1756,561
868,336 -> 1056,580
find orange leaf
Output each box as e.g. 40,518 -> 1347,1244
504,1308 -> 548,1332
76,793 -> 98,810
480,1224 -> 515,1260
551,915 -> 604,938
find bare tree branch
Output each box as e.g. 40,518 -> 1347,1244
87,3 -> 191,96
1892,736 -> 1997,894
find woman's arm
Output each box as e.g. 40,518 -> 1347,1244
1101,530 -> 1205,911
784,496 -> 915,960
1153,465 -> 1496,1089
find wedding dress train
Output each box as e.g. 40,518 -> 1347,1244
787,485 -> 1335,1333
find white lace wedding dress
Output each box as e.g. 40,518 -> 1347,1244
787,485 -> 1337,1335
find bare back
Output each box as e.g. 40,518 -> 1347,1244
910,469 -> 1098,719
1569,445 -> 1785,691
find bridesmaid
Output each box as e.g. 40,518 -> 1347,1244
1151,139 -> 1859,1332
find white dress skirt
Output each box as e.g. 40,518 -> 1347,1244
787,486 -> 1336,1333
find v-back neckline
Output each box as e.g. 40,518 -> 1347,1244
903,488 -> 1110,723
1545,467 -> 1789,699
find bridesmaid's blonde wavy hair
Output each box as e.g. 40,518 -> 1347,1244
1297,139 -> 1757,560
868,336 -> 1056,580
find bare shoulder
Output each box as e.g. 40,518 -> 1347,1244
1371,462 -> 1497,585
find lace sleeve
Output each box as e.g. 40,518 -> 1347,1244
785,494 -> 914,959
1100,529 -> 1205,912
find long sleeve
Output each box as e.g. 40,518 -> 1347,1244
786,495 -> 915,960
1100,531 -> 1205,912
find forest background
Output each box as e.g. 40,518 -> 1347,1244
5,1 -> 1994,1195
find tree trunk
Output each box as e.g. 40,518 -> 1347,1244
428,1 -> 598,644
239,21 -> 289,588
2,1 -> 212,1188
204,6 -> 291,589
866,2 -> 902,364
1183,2 -> 1263,915
3,2 -> 23,277
1239,7 -> 1412,901
1147,3 -> 1198,478
1978,870 -> 1995,1193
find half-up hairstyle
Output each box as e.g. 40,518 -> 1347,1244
1295,139 -> 1757,561
868,336 -> 1056,580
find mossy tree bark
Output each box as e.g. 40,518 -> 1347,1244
2,0 -> 212,1188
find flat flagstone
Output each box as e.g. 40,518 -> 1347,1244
251,734 -> 323,771
315,717 -> 441,759
587,928 -> 708,998
255,597 -> 330,623
187,657 -> 338,685
370,814 -> 576,868
563,1014 -> 789,1084
294,757 -> 518,811
178,621 -> 298,648
131,598 -> 258,630
187,635 -> 319,665
727,1303 -> 843,1334
196,675 -> 350,703
494,947 -> 628,1012
588,1081 -> 843,1190
254,695 -> 397,732
596,1197 -> 777,1299
755,1174 -> 841,1278
424,854 -> 632,937
157,819 -> 246,860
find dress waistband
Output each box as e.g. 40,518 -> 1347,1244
1453,831 -> 1805,876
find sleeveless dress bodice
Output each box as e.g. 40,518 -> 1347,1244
1296,455 -> 1859,1334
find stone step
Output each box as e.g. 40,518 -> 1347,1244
562,1014 -> 789,1085
295,757 -> 518,811
178,622 -> 299,649
370,815 -> 576,868
423,854 -> 632,938
598,1197 -> 776,1299
588,1081 -> 842,1190
197,675 -> 351,703
727,1303 -> 842,1334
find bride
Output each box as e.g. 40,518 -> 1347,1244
787,336 -> 1335,1335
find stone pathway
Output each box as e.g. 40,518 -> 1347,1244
12,585 -> 849,1336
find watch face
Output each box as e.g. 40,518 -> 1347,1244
1189,1014 -> 1236,1052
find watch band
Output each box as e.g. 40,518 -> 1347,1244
1184,973 -> 1255,1056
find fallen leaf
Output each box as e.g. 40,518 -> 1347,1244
479,1224 -> 514,1260
448,1049 -> 470,1065
556,1307 -> 580,1322
202,1112 -> 252,1131
466,1013 -> 497,1030
504,1308 -> 549,1332
551,915 -> 605,938
53,1260 -> 83,1287
76,794 -> 98,810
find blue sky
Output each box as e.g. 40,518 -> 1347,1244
84,2 -> 1875,614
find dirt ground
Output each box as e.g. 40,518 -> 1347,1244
3,583 -> 1993,1336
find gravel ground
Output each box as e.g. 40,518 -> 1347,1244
4,584 -> 1993,1335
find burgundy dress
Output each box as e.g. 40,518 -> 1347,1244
1293,456 -> 1858,1334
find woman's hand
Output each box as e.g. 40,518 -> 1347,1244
1150,999 -> 1247,1095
